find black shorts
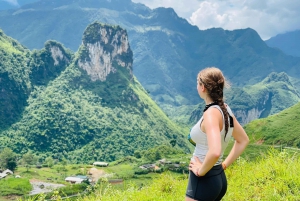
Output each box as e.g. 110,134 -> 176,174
186,165 -> 227,201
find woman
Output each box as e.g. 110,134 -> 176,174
186,67 -> 249,201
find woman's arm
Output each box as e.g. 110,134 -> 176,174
222,115 -> 249,168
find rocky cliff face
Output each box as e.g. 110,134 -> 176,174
234,108 -> 263,125
233,91 -> 271,125
50,45 -> 70,66
77,22 -> 133,82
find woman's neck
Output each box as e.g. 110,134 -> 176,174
204,97 -> 214,105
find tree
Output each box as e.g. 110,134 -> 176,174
60,158 -> 68,172
134,150 -> 142,159
170,139 -> 177,147
44,156 -> 54,168
22,151 -> 34,172
0,148 -> 17,171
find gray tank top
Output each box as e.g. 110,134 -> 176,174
190,104 -> 234,165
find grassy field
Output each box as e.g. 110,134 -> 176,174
33,148 -> 298,201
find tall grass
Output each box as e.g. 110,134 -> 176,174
224,148 -> 300,200
0,178 -> 32,196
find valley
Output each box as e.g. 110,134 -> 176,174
0,0 -> 300,200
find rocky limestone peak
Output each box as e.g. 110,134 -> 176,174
44,41 -> 71,66
78,22 -> 133,82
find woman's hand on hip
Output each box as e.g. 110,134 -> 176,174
189,156 -> 203,176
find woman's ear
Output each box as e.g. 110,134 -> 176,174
201,84 -> 206,92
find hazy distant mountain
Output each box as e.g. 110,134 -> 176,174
265,30 -> 300,57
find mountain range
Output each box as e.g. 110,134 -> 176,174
0,0 -> 300,109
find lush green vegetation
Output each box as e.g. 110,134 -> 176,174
0,29 -> 73,132
0,24 -> 191,162
0,30 -> 30,131
0,148 -> 17,171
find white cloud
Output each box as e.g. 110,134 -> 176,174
2,0 -> 19,6
132,0 -> 201,19
190,0 -> 300,39
132,0 -> 300,39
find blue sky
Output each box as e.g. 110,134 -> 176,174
132,0 -> 300,40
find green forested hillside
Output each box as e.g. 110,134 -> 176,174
244,101 -> 300,147
0,29 -> 73,131
0,29 -> 31,131
0,23 -> 191,162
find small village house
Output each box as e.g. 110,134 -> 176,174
93,161 -> 109,167
0,169 -> 13,179
158,158 -> 172,165
65,175 -> 90,184
139,164 -> 158,170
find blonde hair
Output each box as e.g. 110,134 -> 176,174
198,67 -> 230,136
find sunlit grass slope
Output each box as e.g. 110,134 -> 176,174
244,102 -> 300,147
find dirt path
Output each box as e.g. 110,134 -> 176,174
29,180 -> 65,195
88,168 -> 106,183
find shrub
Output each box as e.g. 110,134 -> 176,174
133,167 -> 149,175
